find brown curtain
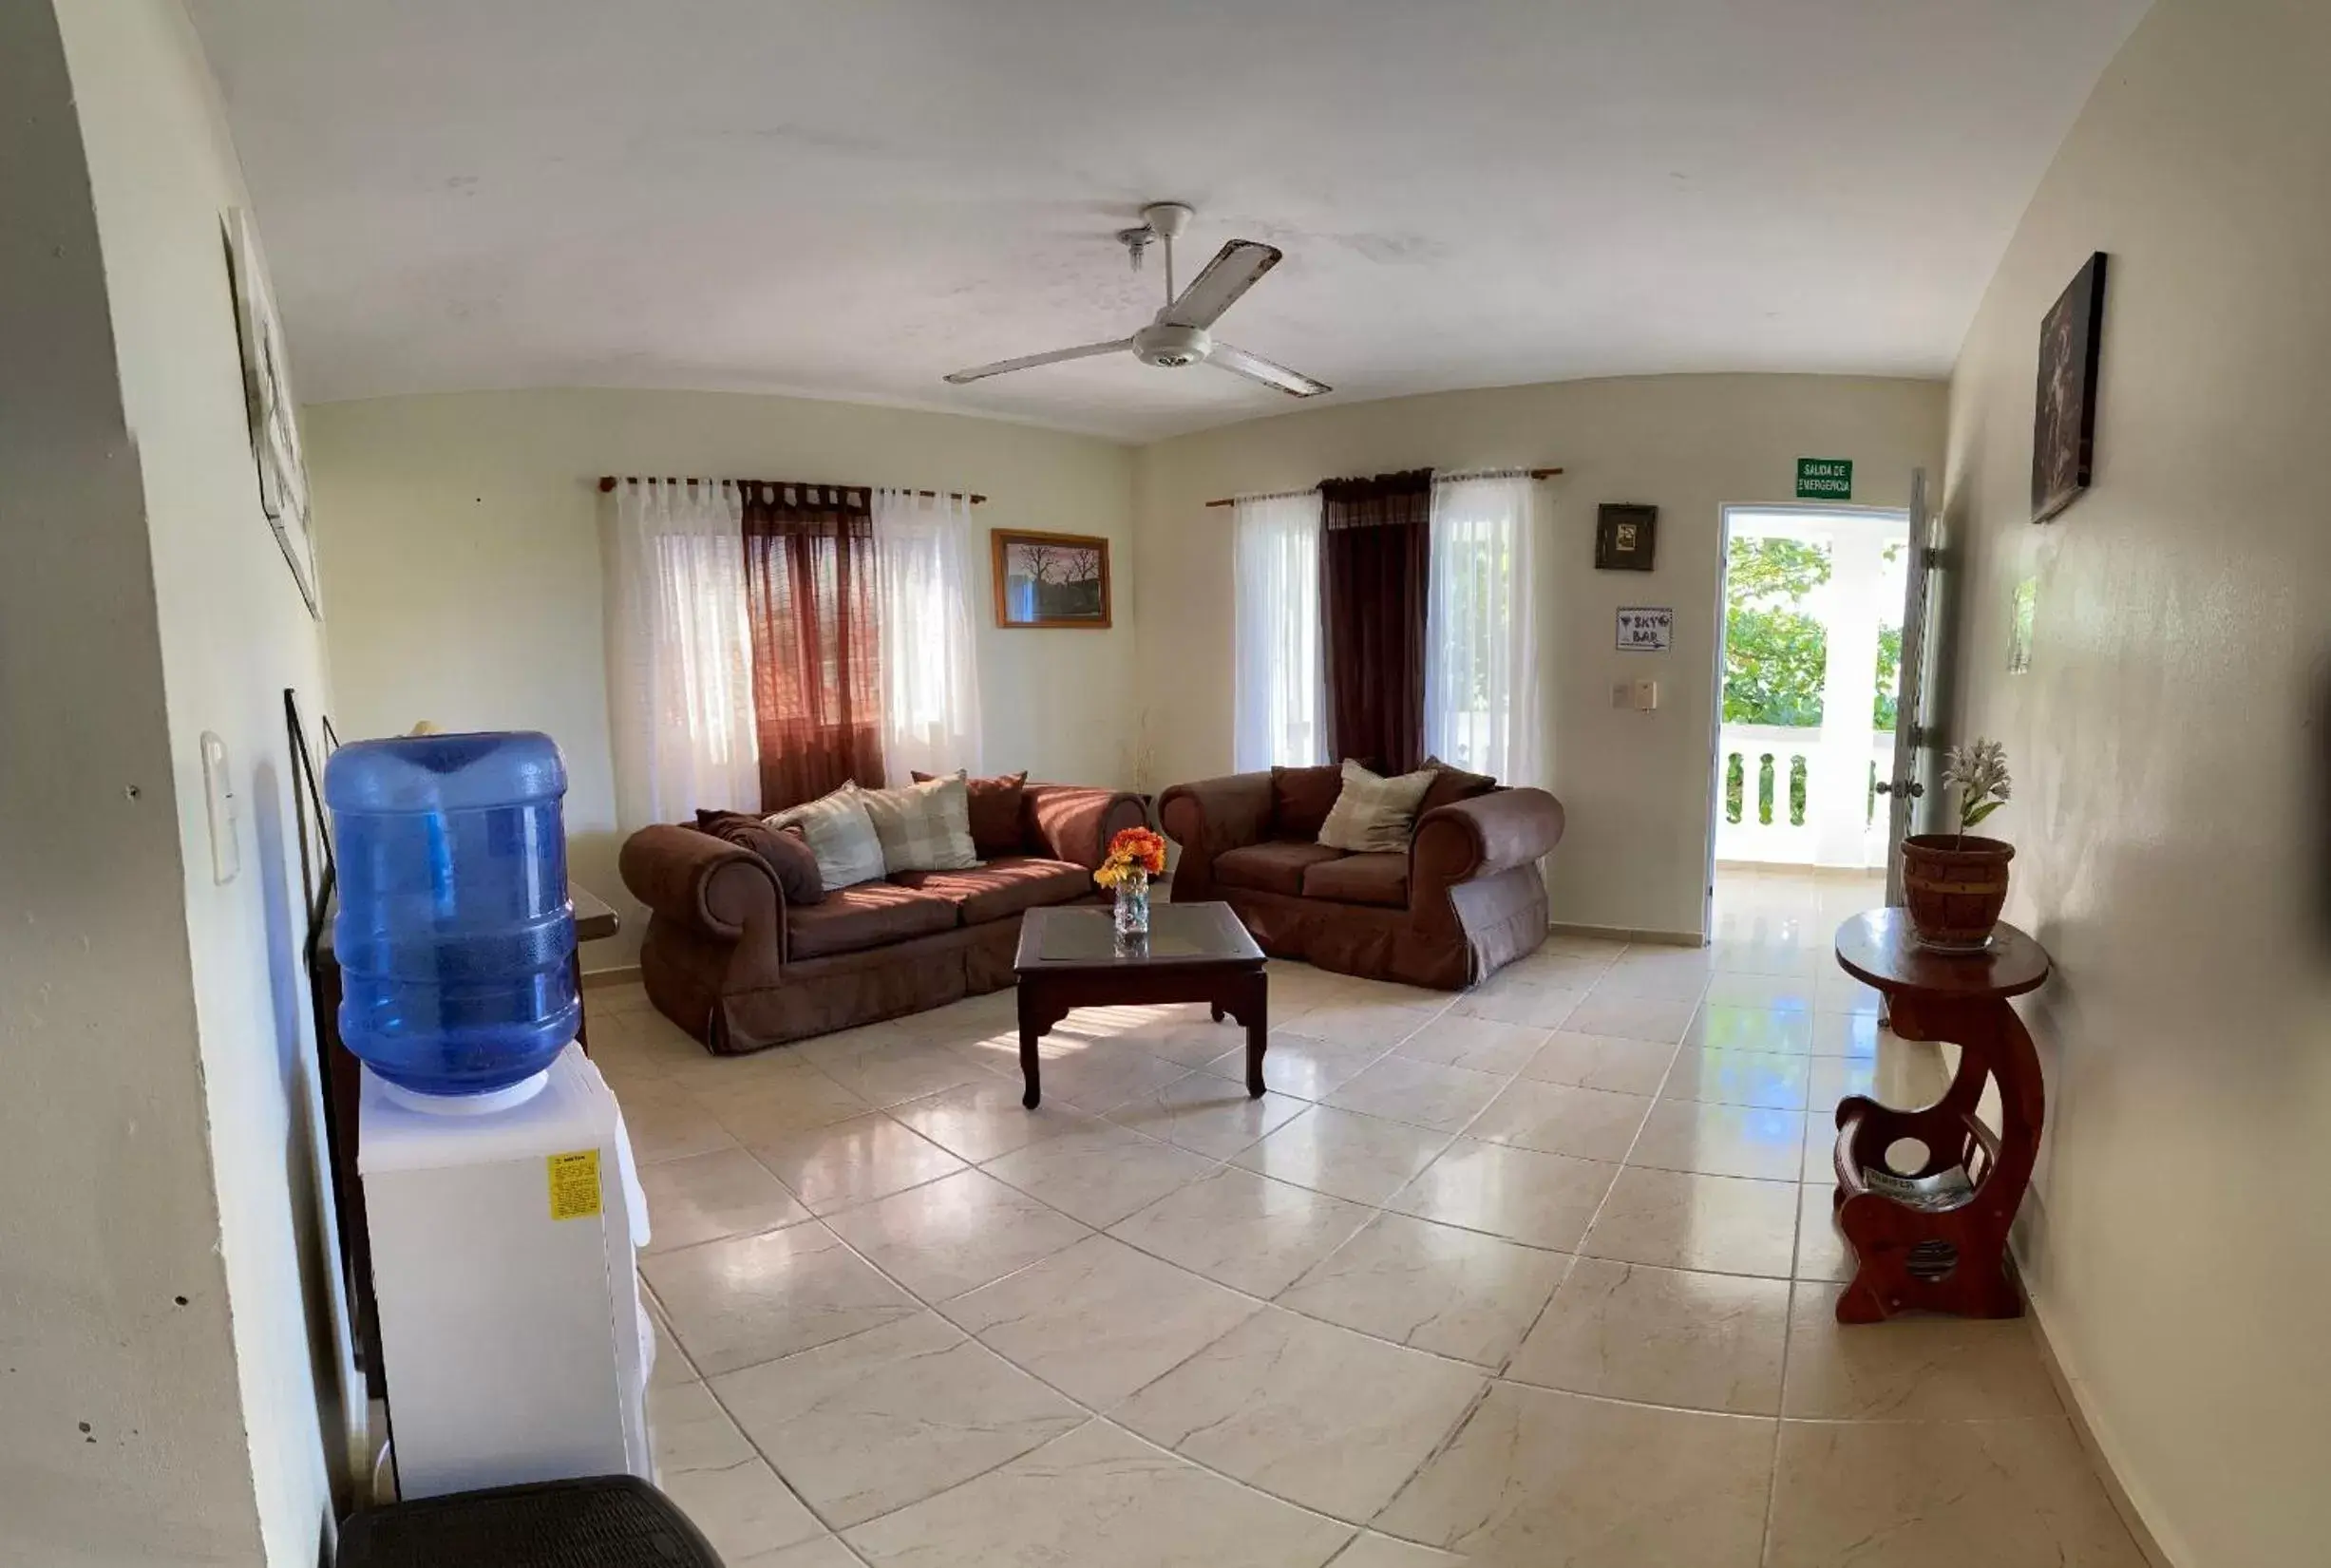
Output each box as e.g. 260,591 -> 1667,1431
1320,468 -> 1432,772
741,483 -> 884,811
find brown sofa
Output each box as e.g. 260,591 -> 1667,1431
1158,765 -> 1565,990
620,784 -> 1147,1054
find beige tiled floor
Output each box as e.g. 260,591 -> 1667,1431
595,868 -> 2142,1567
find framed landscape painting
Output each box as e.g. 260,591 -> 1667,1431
2032,251 -> 2108,523
992,528 -> 1112,629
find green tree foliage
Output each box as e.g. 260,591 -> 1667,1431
1724,539 -> 1829,727
1723,537 -> 1905,732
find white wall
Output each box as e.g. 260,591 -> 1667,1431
1132,374 -> 1946,936
3,2 -> 347,1564
1941,3 -> 2331,1562
303,389 -> 1138,970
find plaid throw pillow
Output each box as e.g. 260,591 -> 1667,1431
858,775 -> 979,873
767,784 -> 887,891
1316,759 -> 1438,853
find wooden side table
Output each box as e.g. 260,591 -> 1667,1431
1829,908 -> 2051,1323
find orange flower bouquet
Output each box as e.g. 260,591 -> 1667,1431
1095,825 -> 1166,938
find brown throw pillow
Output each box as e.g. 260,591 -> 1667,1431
912,769 -> 1027,858
1270,764 -> 1344,841
692,809 -> 824,904
1418,755 -> 1499,817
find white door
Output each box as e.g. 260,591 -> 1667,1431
1879,468 -> 1940,905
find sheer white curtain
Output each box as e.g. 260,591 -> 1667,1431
1232,490 -> 1328,770
606,478 -> 761,825
871,488 -> 983,783
1424,474 -> 1542,786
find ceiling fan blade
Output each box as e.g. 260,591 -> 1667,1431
1160,241 -> 1282,330
1209,343 -> 1331,398
942,338 -> 1132,386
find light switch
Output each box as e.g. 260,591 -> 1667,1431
200,731 -> 239,885
1633,678 -> 1659,711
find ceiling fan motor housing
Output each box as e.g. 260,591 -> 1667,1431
1134,323 -> 1211,368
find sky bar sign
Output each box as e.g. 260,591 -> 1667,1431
1796,457 -> 1853,501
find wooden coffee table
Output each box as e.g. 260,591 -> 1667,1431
1013,902 -> 1268,1109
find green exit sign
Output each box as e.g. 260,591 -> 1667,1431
1796,458 -> 1853,500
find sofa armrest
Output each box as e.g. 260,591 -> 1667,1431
1412,787 -> 1565,891
1023,784 -> 1149,869
1157,772 -> 1275,902
619,822 -> 784,935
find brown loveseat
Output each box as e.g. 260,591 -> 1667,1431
619,784 -> 1147,1054
1159,765 -> 1564,991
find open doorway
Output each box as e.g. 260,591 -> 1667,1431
1706,504 -> 1911,937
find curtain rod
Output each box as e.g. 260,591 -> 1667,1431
597,474 -> 986,503
1202,466 -> 1563,509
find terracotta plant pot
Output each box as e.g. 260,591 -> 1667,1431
1900,834 -> 2015,951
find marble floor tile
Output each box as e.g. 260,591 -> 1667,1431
793,1032 -> 993,1108
1208,1030 -> 1391,1101
1394,1012 -> 1552,1074
824,1168 -> 1090,1302
1708,935 -> 1824,976
1794,1182 -> 1855,1282
1661,1046 -> 1814,1110
649,1382 -> 824,1561
1115,1307 -> 1486,1521
843,1419 -> 1353,1568
980,1119 -> 1216,1228
1106,1074 -> 1309,1159
1562,989 -> 1701,1042
1627,1098 -> 1809,1181
1591,950 -> 1717,1003
711,1312 -> 1083,1528
1505,1256 -> 1790,1414
885,1075 -> 1088,1163
647,1297 -> 696,1389
1039,1040 -> 1200,1114
1447,975 -> 1586,1030
1805,1009 -> 1884,1058
643,1222 -> 919,1375
1704,970 -> 1819,1011
1109,1165 -> 1372,1297
1816,971 -> 1885,1014
1781,1282 -> 2067,1420
732,1537 -> 862,1568
1282,998 -> 1437,1050
1323,1054 -> 1508,1134
1387,1138 -> 1617,1252
1278,1210 -> 1568,1368
697,1067 -> 877,1145
746,1112 -> 966,1216
1373,1382 -> 1772,1565
1232,1105 -> 1454,1206
1090,1003 -> 1255,1067
1501,950 -> 1618,989
944,1234 -> 1260,1408
1684,1004 -> 1818,1055
638,1146 -> 812,1254
1466,1079 -> 1653,1162
1328,1535 -> 1463,1568
1580,1165 -> 1799,1277
1518,1030 -> 1679,1096
615,1076 -> 744,1165
1768,1417 -> 2144,1567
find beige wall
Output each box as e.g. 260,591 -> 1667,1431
1133,375 -> 1947,936
4,1 -> 346,1562
303,389 -> 1138,969
1941,3 -> 2331,1563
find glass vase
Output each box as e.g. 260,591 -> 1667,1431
1112,868 -> 1151,940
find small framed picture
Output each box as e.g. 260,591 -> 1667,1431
2033,251 -> 2108,523
1595,503 -> 1658,571
991,529 -> 1112,629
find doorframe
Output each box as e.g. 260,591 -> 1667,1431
1701,501 -> 1916,941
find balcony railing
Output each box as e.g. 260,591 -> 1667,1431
1715,723 -> 1895,866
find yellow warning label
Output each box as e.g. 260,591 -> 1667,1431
547,1149 -> 602,1221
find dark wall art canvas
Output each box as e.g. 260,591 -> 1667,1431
992,529 -> 1112,628
2032,251 -> 2108,524
1594,503 -> 1658,571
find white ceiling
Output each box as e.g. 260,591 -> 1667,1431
188,0 -> 2150,443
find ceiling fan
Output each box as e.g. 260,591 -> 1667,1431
943,202 -> 1331,398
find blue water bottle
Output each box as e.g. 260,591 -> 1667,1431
326,731 -> 580,1104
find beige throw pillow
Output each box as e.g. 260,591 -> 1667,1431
767,784 -> 887,891
858,774 -> 979,873
1316,759 -> 1438,853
